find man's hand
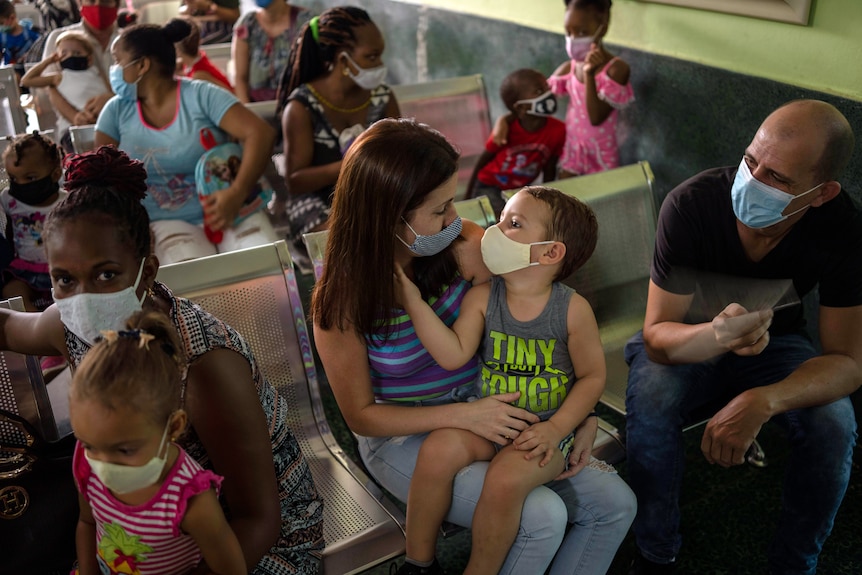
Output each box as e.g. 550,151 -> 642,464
712,303 -> 773,356
701,389 -> 770,467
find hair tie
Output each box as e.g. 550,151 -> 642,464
99,329 -> 155,349
309,15 -> 320,43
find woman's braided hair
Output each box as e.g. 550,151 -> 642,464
44,146 -> 152,259
275,5 -> 372,115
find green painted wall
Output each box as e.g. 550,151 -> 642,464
397,0 -> 862,101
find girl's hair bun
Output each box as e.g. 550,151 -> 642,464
63,145 -> 148,201
163,18 -> 192,43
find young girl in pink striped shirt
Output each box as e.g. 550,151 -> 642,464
69,311 -> 246,575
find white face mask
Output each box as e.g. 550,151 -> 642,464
85,417 -> 172,494
341,51 -> 387,90
481,224 -> 555,275
515,90 -> 558,117
53,258 -> 147,345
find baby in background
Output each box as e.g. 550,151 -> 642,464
467,68 -> 566,217
0,132 -> 66,312
70,311 -> 246,575
394,186 -> 606,575
174,17 -> 234,93
494,0 -> 633,179
21,31 -> 111,153
0,0 -> 40,67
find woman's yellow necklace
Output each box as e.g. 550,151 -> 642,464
307,83 -> 371,114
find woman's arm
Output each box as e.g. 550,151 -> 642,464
185,349 -> 281,570
203,102 -> 276,230
93,131 -> 119,149
187,0 -> 239,24
182,488 -> 247,575
281,101 -> 341,196
0,304 -> 66,356
314,320 -> 538,443
231,33 -> 251,103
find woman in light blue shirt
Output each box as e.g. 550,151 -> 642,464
95,18 -> 277,264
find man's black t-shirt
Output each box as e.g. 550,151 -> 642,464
651,166 -> 862,336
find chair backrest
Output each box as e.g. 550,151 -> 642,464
23,62 -> 59,135
552,162 -> 657,414
0,65 -> 28,137
392,75 -> 491,198
454,195 -> 496,229
68,124 -> 95,154
156,241 -> 405,574
0,297 -> 71,451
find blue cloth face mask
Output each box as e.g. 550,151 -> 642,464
397,216 -> 463,257
109,60 -> 141,101
731,158 -> 823,229
515,90 -> 557,117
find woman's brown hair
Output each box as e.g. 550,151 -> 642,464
311,118 -> 460,339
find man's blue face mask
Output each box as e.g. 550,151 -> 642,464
731,158 -> 823,229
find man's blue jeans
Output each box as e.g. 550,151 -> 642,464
624,331 -> 857,575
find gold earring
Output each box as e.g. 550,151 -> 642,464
342,67 -> 350,76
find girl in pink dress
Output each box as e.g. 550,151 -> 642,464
70,311 -> 246,575
551,0 -> 633,177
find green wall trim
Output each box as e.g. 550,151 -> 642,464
395,0 -> 862,102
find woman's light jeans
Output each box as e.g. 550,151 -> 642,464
357,388 -> 636,574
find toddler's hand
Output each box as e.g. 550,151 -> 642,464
515,420 -> 565,467
393,262 -> 421,306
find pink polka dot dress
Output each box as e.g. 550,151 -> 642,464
548,57 -> 634,175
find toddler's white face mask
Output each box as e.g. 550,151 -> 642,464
481,225 -> 555,275
85,417 -> 172,494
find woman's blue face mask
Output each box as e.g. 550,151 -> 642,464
109,59 -> 141,102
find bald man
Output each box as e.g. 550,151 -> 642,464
625,100 -> 861,575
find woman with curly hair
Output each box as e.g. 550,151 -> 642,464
0,146 -> 325,574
